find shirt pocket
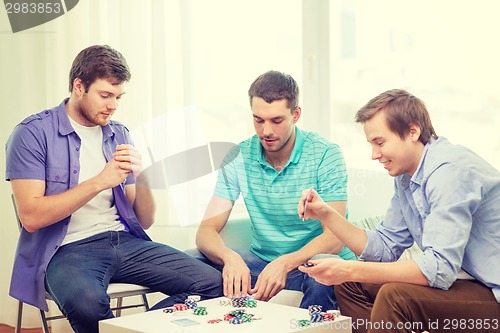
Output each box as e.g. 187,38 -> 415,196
45,167 -> 69,184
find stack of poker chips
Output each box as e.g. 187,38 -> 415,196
245,299 -> 257,308
308,304 -> 323,323
225,309 -> 256,325
298,319 -> 310,327
301,306 -> 340,324
211,296 -> 261,325
173,303 -> 188,311
229,309 -> 246,316
310,311 -> 323,323
193,306 -> 208,315
162,295 -> 201,313
184,295 -> 201,309
231,295 -> 251,308
323,309 -> 340,321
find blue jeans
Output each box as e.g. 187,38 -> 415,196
45,231 -> 223,333
185,248 -> 338,311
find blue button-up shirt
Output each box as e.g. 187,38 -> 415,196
5,99 -> 151,311
361,137 -> 500,302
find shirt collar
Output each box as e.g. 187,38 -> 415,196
56,98 -> 114,140
256,126 -> 305,169
408,136 -> 437,188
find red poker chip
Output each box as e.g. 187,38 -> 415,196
174,303 -> 188,311
323,313 -> 335,321
224,313 -> 236,321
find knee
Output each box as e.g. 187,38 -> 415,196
65,289 -> 111,318
195,267 -> 224,297
62,291 -> 113,331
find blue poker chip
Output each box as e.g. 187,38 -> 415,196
184,298 -> 198,309
310,311 -> 323,323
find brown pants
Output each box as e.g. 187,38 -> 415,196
335,280 -> 500,333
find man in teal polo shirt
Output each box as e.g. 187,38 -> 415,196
192,70 -> 355,311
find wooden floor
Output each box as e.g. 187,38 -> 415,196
0,324 -> 47,333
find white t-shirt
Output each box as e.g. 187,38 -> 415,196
61,118 -> 125,245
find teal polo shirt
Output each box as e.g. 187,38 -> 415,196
215,127 -> 356,262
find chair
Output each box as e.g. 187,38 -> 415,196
11,195 -> 153,333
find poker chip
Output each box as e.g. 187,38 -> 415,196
224,313 -> 236,321
310,311 -> 323,323
323,313 -> 335,321
174,303 -> 188,311
162,306 -> 175,313
229,309 -> 246,316
184,298 -> 198,309
308,305 -> 322,315
173,295 -> 261,325
298,319 -> 310,327
245,299 -> 257,308
241,313 -> 254,323
231,297 -> 246,308
193,306 -> 208,315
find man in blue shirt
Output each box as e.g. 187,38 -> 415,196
5,45 -> 222,333
299,89 -> 500,333
192,70 -> 356,311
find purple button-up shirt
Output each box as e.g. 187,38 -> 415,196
5,99 -> 151,311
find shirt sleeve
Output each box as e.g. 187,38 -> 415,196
316,144 -> 348,202
6,123 -> 47,181
413,164 -> 481,290
360,180 -> 415,262
121,127 -> 136,185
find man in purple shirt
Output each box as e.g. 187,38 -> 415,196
5,45 -> 223,333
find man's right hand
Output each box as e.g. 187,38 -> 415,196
221,250 -> 252,298
97,157 -> 131,190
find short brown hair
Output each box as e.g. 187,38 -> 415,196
355,89 -> 437,144
248,70 -> 299,111
69,45 -> 131,92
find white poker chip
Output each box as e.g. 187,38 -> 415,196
188,295 -> 201,301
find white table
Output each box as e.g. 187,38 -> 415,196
99,297 -> 352,333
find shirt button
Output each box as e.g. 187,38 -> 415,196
73,170 -> 77,174
45,111 -> 49,114
76,147 -> 79,151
